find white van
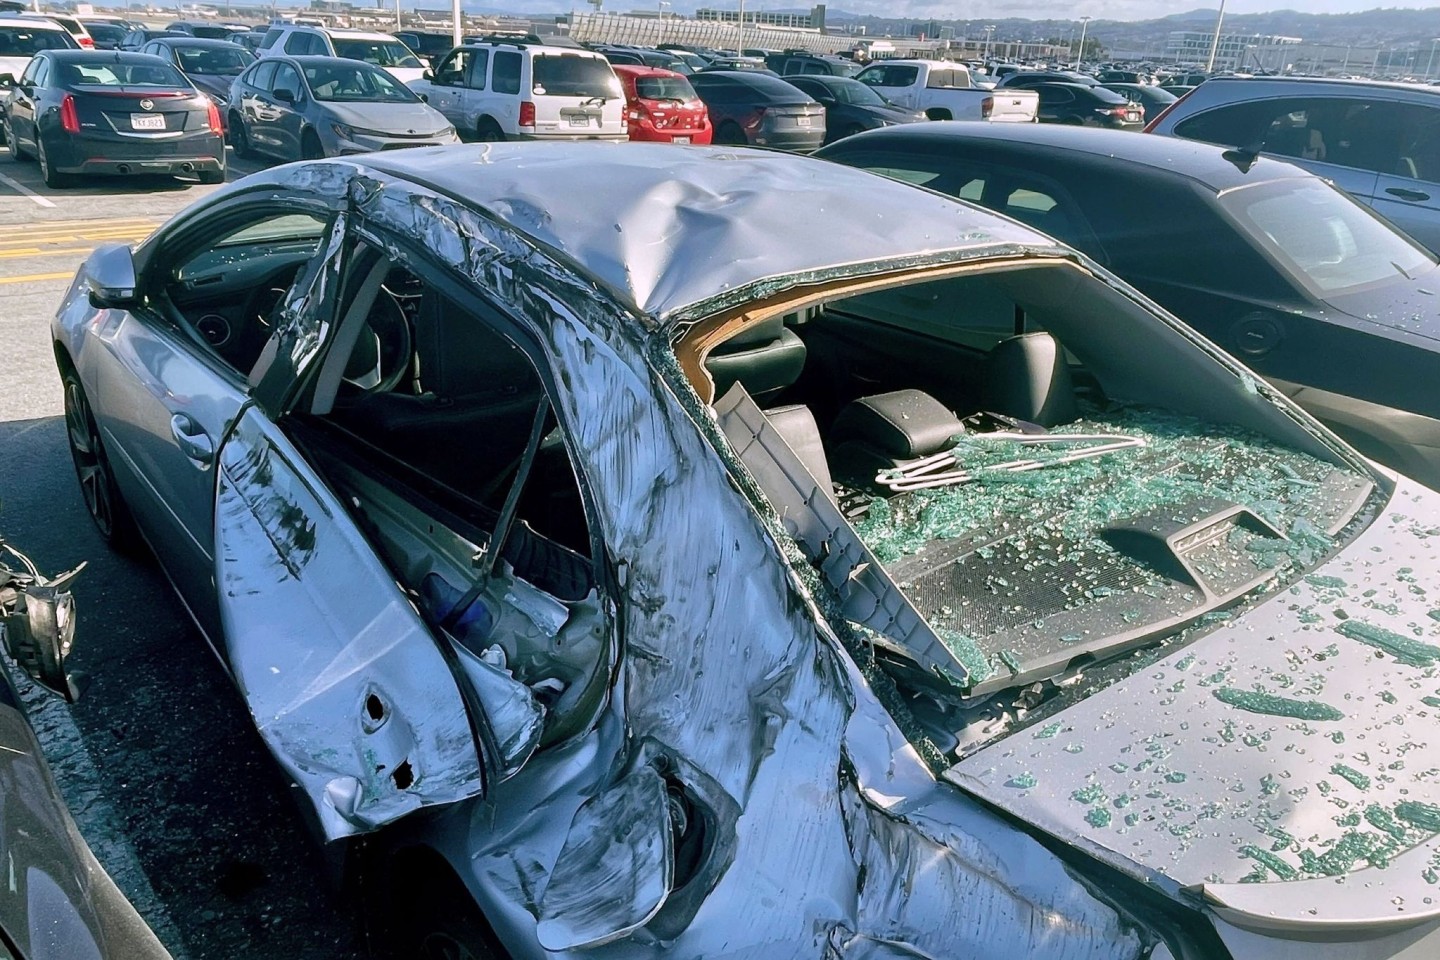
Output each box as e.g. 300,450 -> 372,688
259,25 -> 425,84
409,40 -> 626,142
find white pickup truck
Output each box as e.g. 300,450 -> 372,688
854,59 -> 1038,122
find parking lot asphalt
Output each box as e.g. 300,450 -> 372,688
0,146 -> 369,959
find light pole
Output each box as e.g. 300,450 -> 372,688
1205,0 -> 1227,72
1428,37 -> 1440,81
983,24 -> 994,60
736,0 -> 745,57
1073,16 -> 1090,70
658,0 -> 668,19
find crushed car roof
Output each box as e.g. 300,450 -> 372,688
342,142 -> 1064,320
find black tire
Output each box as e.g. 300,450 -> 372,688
475,119 -> 504,142
925,108 -> 952,121
62,368 -> 143,554
715,121 -> 746,146
1062,116 -> 1085,126
229,113 -> 255,159
300,129 -> 325,160
2,114 -> 24,160
37,136 -> 70,188
839,123 -> 865,141
358,846 -> 506,960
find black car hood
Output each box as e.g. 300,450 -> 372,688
188,73 -> 236,101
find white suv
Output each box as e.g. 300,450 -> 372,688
258,26 -> 424,84
408,40 -> 625,142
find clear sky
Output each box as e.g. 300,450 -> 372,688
813,1 -> 1438,19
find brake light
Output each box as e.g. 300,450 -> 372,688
740,107 -> 766,130
980,96 -> 993,119
1142,87 -> 1193,133
206,99 -> 222,135
60,94 -> 79,134
79,35 -> 94,48
518,101 -> 535,128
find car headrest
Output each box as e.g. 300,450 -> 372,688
831,389 -> 963,461
983,332 -> 1076,428
705,316 -> 807,403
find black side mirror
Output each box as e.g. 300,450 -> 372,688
273,86 -> 295,103
423,68 -> 434,81
0,74 -> 13,89
418,93 -> 428,103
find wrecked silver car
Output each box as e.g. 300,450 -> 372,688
50,143 -> 1440,959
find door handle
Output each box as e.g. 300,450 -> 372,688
170,413 -> 214,465
1385,187 -> 1431,202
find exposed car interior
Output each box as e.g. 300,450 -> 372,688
677,261 -> 1378,759
307,260 -> 610,753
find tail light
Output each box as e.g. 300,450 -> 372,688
1142,88 -> 1193,133
59,94 -> 79,134
206,99 -> 222,135
79,35 -> 94,48
980,96 -> 993,119
740,107 -> 767,130
518,101 -> 536,128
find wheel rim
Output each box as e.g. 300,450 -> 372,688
64,381 -> 113,537
419,931 -> 483,960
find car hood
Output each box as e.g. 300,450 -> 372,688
855,101 -> 927,123
949,475 -> 1440,939
1324,263 -> 1440,346
187,73 -> 235,101
323,100 -> 448,135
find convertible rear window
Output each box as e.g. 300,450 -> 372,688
1219,178 -> 1434,296
532,54 -> 620,98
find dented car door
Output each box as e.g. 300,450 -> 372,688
215,217 -> 486,839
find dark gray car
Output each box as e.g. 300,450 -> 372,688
0,538 -> 170,960
227,54 -> 457,161
138,36 -> 253,129
690,69 -> 825,150
819,122 -> 1440,485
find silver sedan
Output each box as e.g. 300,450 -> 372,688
226,53 -> 456,161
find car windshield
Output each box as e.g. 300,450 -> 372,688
174,44 -> 253,74
304,61 -> 417,102
533,54 -> 620,98
189,26 -> 238,40
635,75 -> 697,101
1220,178 -> 1436,296
0,26 -> 73,54
331,38 -> 422,69
61,60 -> 189,87
83,24 -> 126,43
826,78 -> 886,106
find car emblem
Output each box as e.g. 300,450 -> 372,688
139,98 -> 154,110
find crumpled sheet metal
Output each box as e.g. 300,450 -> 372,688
347,142 -> 1060,323
216,410 -> 482,841
342,159 -> 1148,956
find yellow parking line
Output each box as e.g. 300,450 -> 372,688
0,246 -> 96,259
23,217 -> 161,227
0,233 -> 151,248
0,271 -> 73,284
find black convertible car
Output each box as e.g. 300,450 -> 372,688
820,123 -> 1440,486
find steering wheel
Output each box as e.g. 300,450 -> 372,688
342,289 -> 413,394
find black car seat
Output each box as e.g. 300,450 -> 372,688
982,331 -> 1076,427
705,316 -> 833,495
830,388 -> 966,487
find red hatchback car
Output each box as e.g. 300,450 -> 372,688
612,64 -> 711,144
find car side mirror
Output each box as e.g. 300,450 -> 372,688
273,86 -> 295,103
84,243 -> 140,310
1,543 -> 85,703
418,92 -> 428,103
422,68 -> 434,81
0,74 -> 13,88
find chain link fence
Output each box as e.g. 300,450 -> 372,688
566,13 -> 941,58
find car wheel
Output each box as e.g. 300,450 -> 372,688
301,129 -> 325,160
358,846 -> 506,960
924,108 -> 952,121
840,123 -> 865,140
715,121 -> 746,145
37,136 -> 70,188
475,119 -> 504,142
1062,116 -> 1084,126
62,368 -> 142,553
5,115 -> 28,161
229,113 -> 255,158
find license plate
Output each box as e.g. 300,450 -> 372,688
673,135 -> 691,144
568,116 -> 590,128
131,113 -> 166,131
796,116 -> 811,127
1126,113 -> 1140,122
